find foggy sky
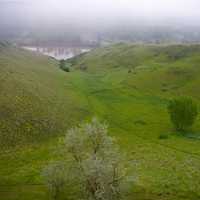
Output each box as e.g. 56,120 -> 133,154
1,0 -> 200,35
1,0 -> 200,24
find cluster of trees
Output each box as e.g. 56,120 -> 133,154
42,118 -> 133,200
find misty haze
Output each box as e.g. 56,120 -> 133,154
1,0 -> 200,47
1,1 -> 200,200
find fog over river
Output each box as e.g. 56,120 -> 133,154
22,46 -> 91,60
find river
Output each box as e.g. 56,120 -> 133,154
22,46 -> 91,60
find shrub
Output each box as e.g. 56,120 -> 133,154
42,161 -> 66,200
62,66 -> 70,72
59,60 -> 70,72
60,59 -> 65,67
43,118 -> 133,200
128,69 -> 132,73
159,133 -> 169,140
168,97 -> 198,132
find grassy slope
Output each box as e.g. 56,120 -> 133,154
1,43 -> 200,199
0,44 -> 90,148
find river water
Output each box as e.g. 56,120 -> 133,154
22,46 -> 91,60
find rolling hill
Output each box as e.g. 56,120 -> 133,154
1,42 -> 200,199
0,43 -> 91,149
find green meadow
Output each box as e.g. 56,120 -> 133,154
1,42 -> 200,199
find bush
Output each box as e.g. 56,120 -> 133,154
62,66 -> 70,72
43,118 -> 133,200
168,97 -> 198,132
159,133 -> 169,140
59,60 -> 70,72
42,161 -> 66,200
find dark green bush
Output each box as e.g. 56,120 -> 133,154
168,97 -> 198,132
60,59 -> 65,67
61,66 -> 70,72
59,60 -> 70,72
159,133 -> 169,140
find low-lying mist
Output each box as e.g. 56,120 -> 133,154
1,0 -> 200,45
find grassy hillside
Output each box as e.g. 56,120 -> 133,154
0,43 -> 90,149
1,43 -> 200,199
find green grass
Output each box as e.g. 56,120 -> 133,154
1,43 -> 200,199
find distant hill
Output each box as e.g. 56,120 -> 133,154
68,43 -> 200,99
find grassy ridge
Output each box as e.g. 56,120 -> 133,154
0,44 -> 90,148
1,43 -> 200,199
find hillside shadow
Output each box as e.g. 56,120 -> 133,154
172,130 -> 200,140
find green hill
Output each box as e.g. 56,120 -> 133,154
1,43 -> 200,200
0,43 -> 90,148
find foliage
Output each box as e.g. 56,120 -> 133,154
159,133 -> 169,139
168,97 -> 198,132
43,118 -> 132,200
64,118 -> 131,200
42,161 -> 66,200
59,59 -> 70,72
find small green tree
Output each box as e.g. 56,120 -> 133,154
168,97 -> 198,132
60,59 -> 66,68
60,60 -> 70,72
